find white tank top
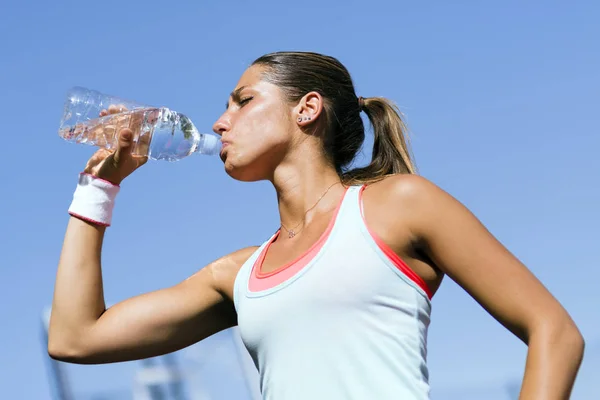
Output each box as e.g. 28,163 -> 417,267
234,185 -> 432,400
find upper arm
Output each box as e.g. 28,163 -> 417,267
73,246 -> 257,364
392,175 -> 572,341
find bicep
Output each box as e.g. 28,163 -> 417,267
406,177 -> 567,340
81,266 -> 234,363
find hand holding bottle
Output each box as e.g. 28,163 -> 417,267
83,105 -> 150,186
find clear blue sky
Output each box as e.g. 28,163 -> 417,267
1,1 -> 598,398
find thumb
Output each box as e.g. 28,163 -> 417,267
113,128 -> 134,164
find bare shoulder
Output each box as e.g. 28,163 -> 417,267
187,246 -> 259,302
368,174 -> 451,212
207,246 -> 259,282
366,174 -> 470,240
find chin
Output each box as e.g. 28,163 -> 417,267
223,161 -> 266,182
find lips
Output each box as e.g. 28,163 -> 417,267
219,141 -> 230,160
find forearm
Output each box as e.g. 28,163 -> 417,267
49,217 -> 107,348
519,323 -> 584,399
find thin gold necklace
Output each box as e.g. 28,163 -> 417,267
280,181 -> 340,239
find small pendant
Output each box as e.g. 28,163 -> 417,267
288,230 -> 296,238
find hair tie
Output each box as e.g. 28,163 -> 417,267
358,96 -> 365,111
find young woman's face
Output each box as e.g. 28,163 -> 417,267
213,65 -> 296,182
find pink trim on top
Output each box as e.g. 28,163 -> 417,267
248,187 -> 349,292
358,185 -> 433,299
81,172 -> 120,188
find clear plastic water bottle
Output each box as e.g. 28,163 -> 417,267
58,87 -> 221,161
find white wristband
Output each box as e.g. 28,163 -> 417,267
68,173 -> 120,227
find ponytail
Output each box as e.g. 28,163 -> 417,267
342,97 -> 416,185
251,52 -> 416,183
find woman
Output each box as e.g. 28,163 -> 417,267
49,52 -> 584,399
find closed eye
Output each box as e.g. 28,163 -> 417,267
226,86 -> 252,110
239,97 -> 253,106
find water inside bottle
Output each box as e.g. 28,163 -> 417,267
59,107 -> 156,155
147,108 -> 204,161
59,108 -> 217,161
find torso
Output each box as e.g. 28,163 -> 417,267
229,179 -> 443,399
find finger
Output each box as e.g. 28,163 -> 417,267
137,131 -> 151,156
107,104 -> 120,114
84,149 -> 112,173
108,104 -> 128,114
129,108 -> 145,134
134,155 -> 149,169
113,128 -> 134,164
99,109 -> 109,117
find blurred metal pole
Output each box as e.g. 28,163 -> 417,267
41,308 -> 74,400
133,356 -> 189,400
505,380 -> 521,400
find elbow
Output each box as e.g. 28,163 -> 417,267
556,318 -> 585,354
552,320 -> 585,368
48,338 -> 78,363
566,324 -> 585,358
531,315 -> 585,359
47,333 -> 90,364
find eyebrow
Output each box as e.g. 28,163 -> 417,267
225,86 -> 247,110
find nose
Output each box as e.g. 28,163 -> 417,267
212,114 -> 231,136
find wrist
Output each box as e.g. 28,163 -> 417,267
68,173 -> 120,227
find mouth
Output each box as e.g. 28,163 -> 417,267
219,141 -> 231,160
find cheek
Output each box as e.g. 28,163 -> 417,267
222,103 -> 291,180
239,108 -> 289,154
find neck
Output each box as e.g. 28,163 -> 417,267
271,146 -> 345,233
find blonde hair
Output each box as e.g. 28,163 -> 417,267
343,97 -> 416,185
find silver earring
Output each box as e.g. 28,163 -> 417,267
298,117 -> 302,123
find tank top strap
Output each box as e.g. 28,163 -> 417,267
336,184 -> 366,226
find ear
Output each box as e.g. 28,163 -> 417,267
295,91 -> 323,127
